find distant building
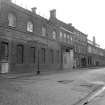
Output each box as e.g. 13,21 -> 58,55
87,38 -> 105,67
72,28 -> 88,68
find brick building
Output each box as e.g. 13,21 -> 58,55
49,10 -> 74,69
0,0 -> 105,73
0,0 -> 62,73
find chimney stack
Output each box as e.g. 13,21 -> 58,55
50,9 -> 56,18
31,7 -> 37,14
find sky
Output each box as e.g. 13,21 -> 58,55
12,0 -> 105,49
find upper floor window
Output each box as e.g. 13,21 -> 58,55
52,30 -> 56,39
8,13 -> 16,27
67,34 -> 70,43
64,33 -> 67,42
27,21 -> 33,32
42,26 -> 46,36
59,31 -> 63,40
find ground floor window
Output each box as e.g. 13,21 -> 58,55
17,45 -> 24,64
30,47 -> 36,63
1,42 -> 8,60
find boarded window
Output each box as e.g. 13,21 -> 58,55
17,45 -> 24,64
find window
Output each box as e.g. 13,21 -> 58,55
67,34 -> 70,43
1,42 -> 8,60
42,26 -> 46,36
71,37 -> 73,43
64,33 -> 67,42
8,13 -> 16,27
59,31 -> 63,40
52,30 -> 56,39
41,48 -> 45,64
30,47 -> 36,63
27,21 -> 33,32
17,45 -> 24,64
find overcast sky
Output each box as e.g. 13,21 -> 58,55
12,0 -> 105,48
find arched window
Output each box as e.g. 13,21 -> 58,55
27,21 -> 33,32
52,30 -> 56,39
8,13 -> 16,27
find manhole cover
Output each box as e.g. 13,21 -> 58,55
57,80 -> 74,84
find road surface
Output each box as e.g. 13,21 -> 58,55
0,68 -> 105,105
